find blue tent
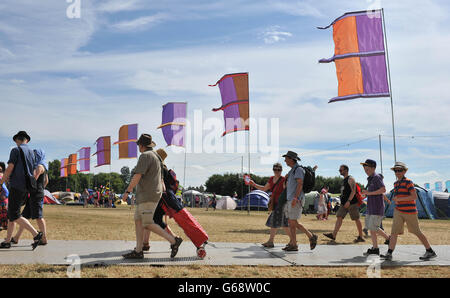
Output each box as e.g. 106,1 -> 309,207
432,191 -> 450,219
385,187 -> 438,219
237,190 -> 270,210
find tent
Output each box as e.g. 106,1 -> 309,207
385,187 -> 438,219
432,191 -> 450,219
216,196 -> 237,210
304,191 -> 319,213
237,190 -> 269,210
43,190 -> 61,205
182,190 -> 205,208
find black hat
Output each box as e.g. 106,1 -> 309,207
282,151 -> 301,161
136,134 -> 156,148
361,159 -> 377,168
13,131 -> 31,142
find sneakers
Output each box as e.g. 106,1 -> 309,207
323,233 -> 336,241
384,236 -> 391,245
419,250 -> 437,261
122,249 -> 144,259
354,236 -> 365,243
380,252 -> 393,260
170,237 -> 183,258
363,247 -> 380,256
309,234 -> 318,250
31,232 -> 43,251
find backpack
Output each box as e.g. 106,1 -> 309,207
165,168 -> 179,193
295,165 -> 315,193
355,184 -> 364,206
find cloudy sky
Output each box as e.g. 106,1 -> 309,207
1,0 -> 449,191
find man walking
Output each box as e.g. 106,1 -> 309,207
323,165 -> 365,243
122,134 -> 182,259
360,159 -> 389,256
0,131 -> 44,249
282,151 -> 318,252
381,162 -> 437,261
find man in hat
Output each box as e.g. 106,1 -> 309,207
122,134 -> 182,259
360,159 -> 388,256
381,162 -> 437,261
282,151 -> 318,252
0,131 -> 44,249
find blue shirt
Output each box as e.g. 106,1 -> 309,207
7,144 -> 36,191
286,163 -> 305,201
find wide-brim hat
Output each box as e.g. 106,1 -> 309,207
391,161 -> 408,171
282,151 -> 300,161
13,131 -> 31,142
136,134 -> 156,148
156,148 -> 168,161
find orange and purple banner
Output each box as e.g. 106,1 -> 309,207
113,124 -> 138,159
318,9 -> 390,103
157,102 -> 186,147
93,136 -> 111,167
60,158 -> 68,178
210,73 -> 249,136
77,147 -> 90,172
67,153 -> 77,175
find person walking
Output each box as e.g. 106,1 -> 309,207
360,159 -> 389,256
0,162 -> 9,231
324,165 -> 365,243
281,151 -> 318,252
0,131 -> 44,249
381,162 -> 437,261
82,189 -> 89,208
250,162 -> 291,248
122,134 -> 182,259
13,149 -> 49,246
317,189 -> 328,221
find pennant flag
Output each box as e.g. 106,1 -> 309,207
210,73 -> 249,136
157,102 -> 187,147
77,147 -> 90,172
113,124 -> 138,159
445,180 -> 450,192
424,183 -> 430,190
93,136 -> 111,167
60,158 -> 68,178
318,9 -> 390,103
435,181 -> 443,192
67,153 -> 77,175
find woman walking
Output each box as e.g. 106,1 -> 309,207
250,163 -> 291,248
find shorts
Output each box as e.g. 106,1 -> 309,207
22,189 -> 44,219
336,203 -> 360,220
391,209 -> 422,235
284,200 -> 303,220
134,201 -> 158,226
7,187 -> 28,221
365,214 -> 383,231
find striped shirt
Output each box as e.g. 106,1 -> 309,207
393,177 -> 417,214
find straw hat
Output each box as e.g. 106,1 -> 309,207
156,148 -> 167,161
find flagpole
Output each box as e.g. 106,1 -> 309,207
381,8 -> 397,163
378,134 -> 383,176
183,102 -> 188,191
247,73 -> 251,215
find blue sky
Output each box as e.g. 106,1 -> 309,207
1,0 -> 449,191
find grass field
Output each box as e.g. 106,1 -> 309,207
1,205 -> 449,278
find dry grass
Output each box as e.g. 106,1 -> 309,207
1,205 -> 449,278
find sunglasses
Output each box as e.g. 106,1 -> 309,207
393,169 -> 405,173
273,168 -> 282,171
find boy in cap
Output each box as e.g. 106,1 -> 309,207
381,162 -> 437,261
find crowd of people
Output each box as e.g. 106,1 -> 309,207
0,130 -> 439,261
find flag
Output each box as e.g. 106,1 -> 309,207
157,102 -> 187,147
113,124 -> 138,159
435,181 -> 443,192
318,9 -> 390,103
210,72 -> 249,136
424,183 -> 430,190
67,153 -> 77,175
77,147 -> 90,172
93,136 -> 111,167
60,158 -> 68,178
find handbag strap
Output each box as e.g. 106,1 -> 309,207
270,176 -> 283,193
17,146 -> 31,179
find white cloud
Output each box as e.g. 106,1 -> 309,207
261,26 -> 293,44
112,13 -> 170,31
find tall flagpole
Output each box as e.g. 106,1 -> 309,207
247,73 -> 251,215
183,102 -> 188,191
381,8 -> 397,163
378,134 -> 383,176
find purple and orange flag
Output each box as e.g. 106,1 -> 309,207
318,9 -> 390,103
67,153 -> 77,176
77,147 -> 90,172
210,73 -> 249,136
60,158 -> 68,178
93,136 -> 111,167
157,102 -> 187,147
113,124 -> 138,159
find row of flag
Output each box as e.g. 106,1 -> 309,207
59,9 -> 395,179
424,181 -> 450,192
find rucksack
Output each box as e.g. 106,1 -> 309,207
295,165 -> 316,193
355,184 -> 364,206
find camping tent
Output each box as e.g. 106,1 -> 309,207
237,190 -> 269,210
304,191 -> 319,213
216,196 -> 237,210
43,190 -> 61,205
385,187 -> 438,219
432,191 -> 450,219
182,190 -> 205,208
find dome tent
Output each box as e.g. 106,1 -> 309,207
216,196 -> 237,210
384,187 -> 438,219
237,190 -> 269,211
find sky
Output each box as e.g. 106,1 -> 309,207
1,0 -> 449,192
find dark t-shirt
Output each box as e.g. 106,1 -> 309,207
341,176 -> 358,205
366,173 -> 385,216
7,144 -> 36,191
